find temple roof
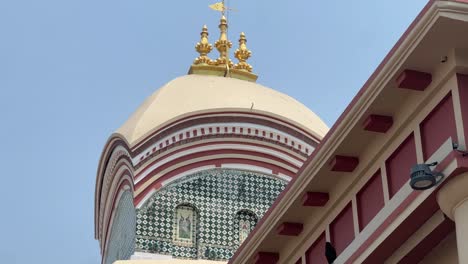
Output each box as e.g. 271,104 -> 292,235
116,74 -> 329,146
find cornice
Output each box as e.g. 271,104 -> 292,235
229,1 -> 468,262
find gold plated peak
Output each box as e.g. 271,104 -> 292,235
234,32 -> 253,72
213,15 -> 233,68
188,3 -> 257,82
193,25 -> 213,65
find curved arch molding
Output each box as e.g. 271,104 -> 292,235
135,168 -> 287,261
95,111 -> 323,261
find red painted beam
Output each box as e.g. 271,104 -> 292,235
303,192 -> 329,206
277,222 -> 303,236
363,114 -> 393,133
347,153 -> 468,264
330,155 -> 359,172
254,252 -> 280,264
396,69 -> 432,91
398,217 -> 454,264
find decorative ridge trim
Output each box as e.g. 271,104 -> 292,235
134,150 -> 299,194
95,136 -> 132,239
132,122 -> 314,167
228,0 -> 444,262
134,167 -> 288,208
130,111 -> 323,150
134,141 -> 305,182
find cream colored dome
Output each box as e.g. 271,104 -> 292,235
117,75 -> 329,145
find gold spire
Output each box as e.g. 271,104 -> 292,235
213,15 -> 233,68
188,3 -> 257,82
193,25 -> 213,65
234,32 -> 253,72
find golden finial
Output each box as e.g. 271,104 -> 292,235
213,15 -> 233,68
193,25 -> 213,65
234,32 -> 253,72
189,2 -> 257,82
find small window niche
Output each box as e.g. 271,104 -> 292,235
236,210 -> 258,244
173,204 -> 197,246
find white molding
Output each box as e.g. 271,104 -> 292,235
414,125 -> 424,164
136,164 -> 287,208
352,196 -> 360,236
135,188 -> 156,209
132,122 -> 315,165
221,163 -> 272,175
134,153 -> 298,197
135,143 -> 303,184
381,163 -> 390,204
325,225 -> 331,242
276,173 -> 292,182
131,111 -> 322,151
161,165 -> 216,186
451,74 -> 467,149
425,137 -> 454,165
131,251 -> 173,260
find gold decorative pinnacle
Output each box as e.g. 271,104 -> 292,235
193,25 -> 213,65
213,15 -> 233,67
234,32 -> 253,72
188,5 -> 258,82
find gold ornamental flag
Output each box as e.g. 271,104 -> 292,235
209,2 -> 225,12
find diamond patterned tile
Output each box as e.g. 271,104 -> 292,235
135,169 -> 287,260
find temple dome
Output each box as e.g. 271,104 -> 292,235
117,74 -> 329,146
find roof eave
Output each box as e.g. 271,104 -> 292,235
229,0 -> 468,262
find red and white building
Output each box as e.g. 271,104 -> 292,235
230,0 -> 468,263
96,1 -> 468,263
94,17 -> 329,263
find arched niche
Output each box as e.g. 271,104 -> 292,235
172,203 -> 199,248
236,209 -> 258,244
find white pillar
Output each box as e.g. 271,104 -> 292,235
454,198 -> 468,262
437,172 -> 468,263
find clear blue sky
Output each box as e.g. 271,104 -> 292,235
0,1 -> 427,263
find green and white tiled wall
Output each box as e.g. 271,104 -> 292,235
135,169 -> 287,261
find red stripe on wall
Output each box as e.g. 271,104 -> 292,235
135,149 -> 299,189
330,202 -> 355,256
420,93 -> 457,160
132,111 -> 322,151
457,74 -> 468,149
357,170 -> 384,231
398,217 -> 454,264
346,154 -> 468,264
135,140 -> 305,180
386,134 -> 417,198
345,191 -> 420,264
306,233 -> 327,264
